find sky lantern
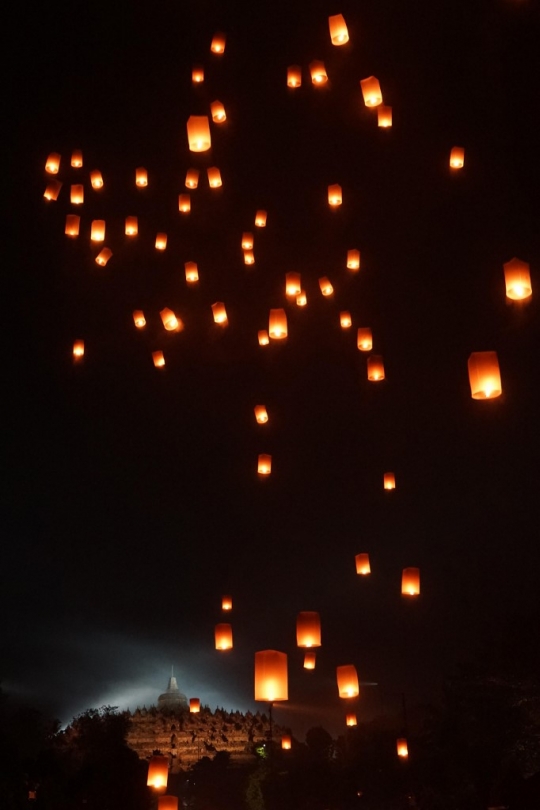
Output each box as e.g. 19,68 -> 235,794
328,14 -> 349,45
357,328 -> 373,351
360,76 -> 383,107
269,308 -> 287,339
287,65 -> 302,88
258,330 -> 269,346
503,257 -> 532,301
152,351 -> 165,368
45,153 -> 61,174
303,651 -> 316,670
44,180 -> 62,201
242,232 -> 254,250
255,210 -> 267,227
210,32 -> 226,54
159,797 -> 179,810
135,167 -> 148,187
337,665 -> 359,698
449,146 -> 465,169
378,105 -> 393,128
468,352 -> 502,399
286,272 -> 301,297
397,738 -> 409,758
340,312 -> 352,329
296,291 -> 307,307
383,472 -> 396,490
254,650 -> 288,702
215,623 -> 233,650
185,169 -> 199,189
222,595 -> 232,611
155,233 -> 167,250
402,567 -> 420,596
185,261 -> 199,283
65,214 -> 80,237
367,355 -> 385,381
207,167 -> 222,188
90,170 -> 103,189
281,735 -> 292,750
192,65 -> 204,84
319,277 -> 334,296
133,311 -> 146,329
72,340 -> 84,362
212,302 -> 228,325
95,248 -> 112,266
244,250 -> 255,265
187,116 -> 211,152
160,308 -> 181,331
254,405 -> 269,424
90,220 -> 105,242
210,100 -> 227,123
309,60 -> 328,85
296,611 -> 321,648
70,184 -> 84,205
355,553 -> 371,575
328,184 -> 342,206
189,698 -> 200,713
71,149 -> 83,168
347,249 -> 360,270
258,454 -> 272,476
346,713 -> 357,727
147,755 -> 169,790
178,194 -> 191,213
125,216 -> 138,236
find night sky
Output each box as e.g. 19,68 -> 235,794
4,0 -> 540,739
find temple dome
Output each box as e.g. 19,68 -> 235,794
157,675 -> 188,713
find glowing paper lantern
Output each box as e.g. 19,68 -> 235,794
44,180 -> 62,201
355,553 -> 371,575
296,291 -> 307,307
340,312 -> 352,329
286,272 -> 301,297
155,233 -> 167,250
258,330 -> 269,346
255,210 -> 267,227
189,698 -> 200,713
125,216 -> 138,236
242,232 -> 254,250
71,149 -> 83,168
367,355 -> 385,381
210,32 -> 226,54
178,194 -> 191,213
468,352 -> 502,399
159,797 -> 179,810
383,472 -> 396,490
402,567 -> 420,596
70,184 -> 84,205
160,308 -> 181,331
269,309 -> 287,339
212,302 -> 228,325
73,340 -> 84,361
254,405 -> 269,424
449,147 -> 465,169
296,611 -> 321,648
207,167 -> 222,188
136,167 -> 148,187
91,220 -> 105,242
304,651 -> 316,670
319,277 -> 334,296
378,105 -> 393,128
254,650 -> 288,702
185,261 -> 199,283
185,169 -> 199,189
192,65 -> 204,84
503,257 -> 532,301
152,351 -> 165,368
281,735 -> 292,750
95,248 -> 112,266
347,249 -> 360,270
346,714 -> 357,727
45,153 -> 61,174
357,328 -> 373,351
328,14 -> 349,45
133,311 -> 146,329
215,623 -> 233,650
90,170 -> 103,189
287,65 -> 302,88
328,184 -> 342,206
309,60 -> 328,85
187,116 -> 211,152
244,250 -> 255,265
65,214 -> 80,237
360,76 -> 383,107
222,595 -> 232,611
397,738 -> 409,758
147,755 -> 169,790
258,454 -> 272,476
337,665 -> 359,698
210,100 -> 226,123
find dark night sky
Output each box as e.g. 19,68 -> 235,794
4,0 -> 540,739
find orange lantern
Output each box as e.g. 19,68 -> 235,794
178,194 -> 191,213
45,153 -> 61,174
319,277 -> 334,296
192,65 -> 204,84
215,623 -> 233,650
90,170 -> 103,189
71,149 -> 83,168
242,232 -> 254,250
401,567 -> 420,596
355,553 -> 371,575
254,405 -> 269,424
133,310 -> 146,329
337,665 -> 359,698
185,261 -> 199,283
286,272 -> 302,297
269,309 -> 287,339
360,76 -> 383,107
347,249 -> 360,270
258,454 -> 272,476
449,146 -> 465,169
44,180 -> 62,201
340,312 -> 352,329
147,755 -> 169,790
135,167 -> 148,187
95,248 -> 112,266
187,116 -> 211,152
503,257 -> 532,301
210,100 -> 226,123
125,216 -> 138,236
357,328 -> 372,351
296,611 -> 321,648
212,302 -> 228,325
65,214 -> 80,237
244,250 -> 255,265
303,651 -> 316,670
159,797 -> 178,810
367,355 -> 385,381
70,184 -> 84,205
296,291 -> 307,307
73,340 -> 84,361
281,735 -> 292,750
397,738 -> 409,758
210,32 -> 226,54
328,184 -> 342,206
287,65 -> 302,88
222,595 -> 232,611
189,697 -> 201,713
254,650 -> 288,702
90,220 -> 105,242
155,233 -> 167,250
346,713 -> 357,727
255,210 -> 267,227
310,60 -> 328,85
152,351 -> 165,368
185,169 -> 199,189
160,308 -> 181,332
378,105 -> 393,128
258,330 -> 269,346
383,472 -> 396,490
207,167 -> 222,188
468,352 -> 502,399
328,14 -> 349,45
